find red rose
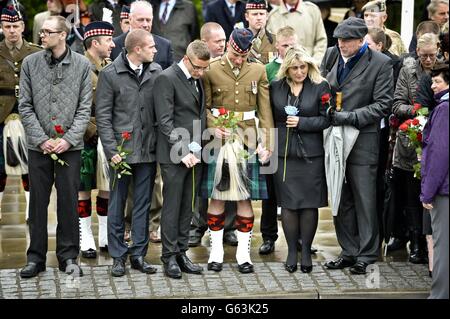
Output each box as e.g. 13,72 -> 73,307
321,93 -> 331,105
399,123 -> 408,132
389,115 -> 400,128
413,103 -> 421,111
218,107 -> 227,116
122,131 -> 131,140
405,119 -> 413,126
54,125 -> 64,135
417,132 -> 423,142
412,118 -> 420,126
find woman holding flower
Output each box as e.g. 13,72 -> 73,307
270,47 -> 330,273
391,33 -> 440,264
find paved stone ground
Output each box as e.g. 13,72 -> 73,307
0,261 -> 431,299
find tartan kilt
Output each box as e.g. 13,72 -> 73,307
200,157 -> 268,200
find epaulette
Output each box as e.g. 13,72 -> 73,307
28,42 -> 43,49
210,56 -> 222,64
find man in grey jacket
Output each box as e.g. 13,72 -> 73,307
18,16 -> 92,278
96,29 -> 161,277
320,17 -> 393,275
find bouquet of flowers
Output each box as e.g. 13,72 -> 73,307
399,103 -> 429,179
283,105 -> 299,182
48,125 -> 69,166
188,141 -> 202,212
110,131 -> 132,188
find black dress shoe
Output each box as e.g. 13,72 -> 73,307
207,262 -> 223,272
59,259 -> 83,277
386,238 -> 408,252
350,261 -> 369,275
130,256 -> 157,274
81,248 -> 97,259
284,263 -> 298,273
111,258 -> 126,277
20,262 -> 46,278
324,257 -> 355,269
259,240 -> 275,255
164,256 -> 182,279
176,254 -> 203,274
300,265 -> 313,273
238,262 -> 254,274
223,231 -> 238,246
188,236 -> 203,247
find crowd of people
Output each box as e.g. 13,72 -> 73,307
0,0 -> 448,299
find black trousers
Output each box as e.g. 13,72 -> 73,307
26,150 -> 81,265
260,173 -> 278,242
160,163 -> 202,263
108,162 -> 156,259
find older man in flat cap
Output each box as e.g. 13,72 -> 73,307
320,17 -> 393,275
202,28 -> 274,274
362,0 -> 406,56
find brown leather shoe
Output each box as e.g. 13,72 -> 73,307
149,231 -> 161,243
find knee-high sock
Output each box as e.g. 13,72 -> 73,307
235,215 -> 254,265
96,196 -> 108,248
22,174 -> 30,221
207,212 -> 225,263
78,199 -> 96,251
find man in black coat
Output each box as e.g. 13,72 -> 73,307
110,0 -> 174,70
320,17 -> 393,275
154,40 -> 210,279
96,29 -> 162,277
204,0 -> 247,40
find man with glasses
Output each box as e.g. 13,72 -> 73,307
154,40 -> 210,279
19,15 -> 92,278
0,8 -> 41,223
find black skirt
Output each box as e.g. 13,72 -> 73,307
273,155 -> 328,210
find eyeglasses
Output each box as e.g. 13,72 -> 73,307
419,53 -> 437,60
39,29 -> 63,37
187,55 -> 209,71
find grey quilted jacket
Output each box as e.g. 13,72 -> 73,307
19,48 -> 92,152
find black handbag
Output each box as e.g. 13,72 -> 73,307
6,137 -> 20,167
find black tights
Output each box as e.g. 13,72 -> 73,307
281,208 -> 318,266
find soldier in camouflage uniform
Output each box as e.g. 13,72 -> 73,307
362,0 -> 407,57
78,21 -> 115,259
245,0 -> 277,65
0,8 -> 41,221
201,28 -> 274,274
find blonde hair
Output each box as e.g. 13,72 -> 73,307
417,32 -> 440,50
276,46 -> 324,84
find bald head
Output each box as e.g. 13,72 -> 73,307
200,22 -> 226,58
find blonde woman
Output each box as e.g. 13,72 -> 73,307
270,47 -> 331,273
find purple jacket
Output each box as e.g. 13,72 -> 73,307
420,89 -> 449,203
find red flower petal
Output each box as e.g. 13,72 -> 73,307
218,107 -> 227,116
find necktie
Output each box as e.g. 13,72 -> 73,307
229,5 -> 235,18
189,78 -> 198,92
161,1 -> 169,24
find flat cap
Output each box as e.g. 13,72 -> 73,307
333,17 -> 368,39
83,21 -> 115,40
229,28 -> 254,54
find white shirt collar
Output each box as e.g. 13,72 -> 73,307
178,59 -> 192,80
126,54 -> 142,72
